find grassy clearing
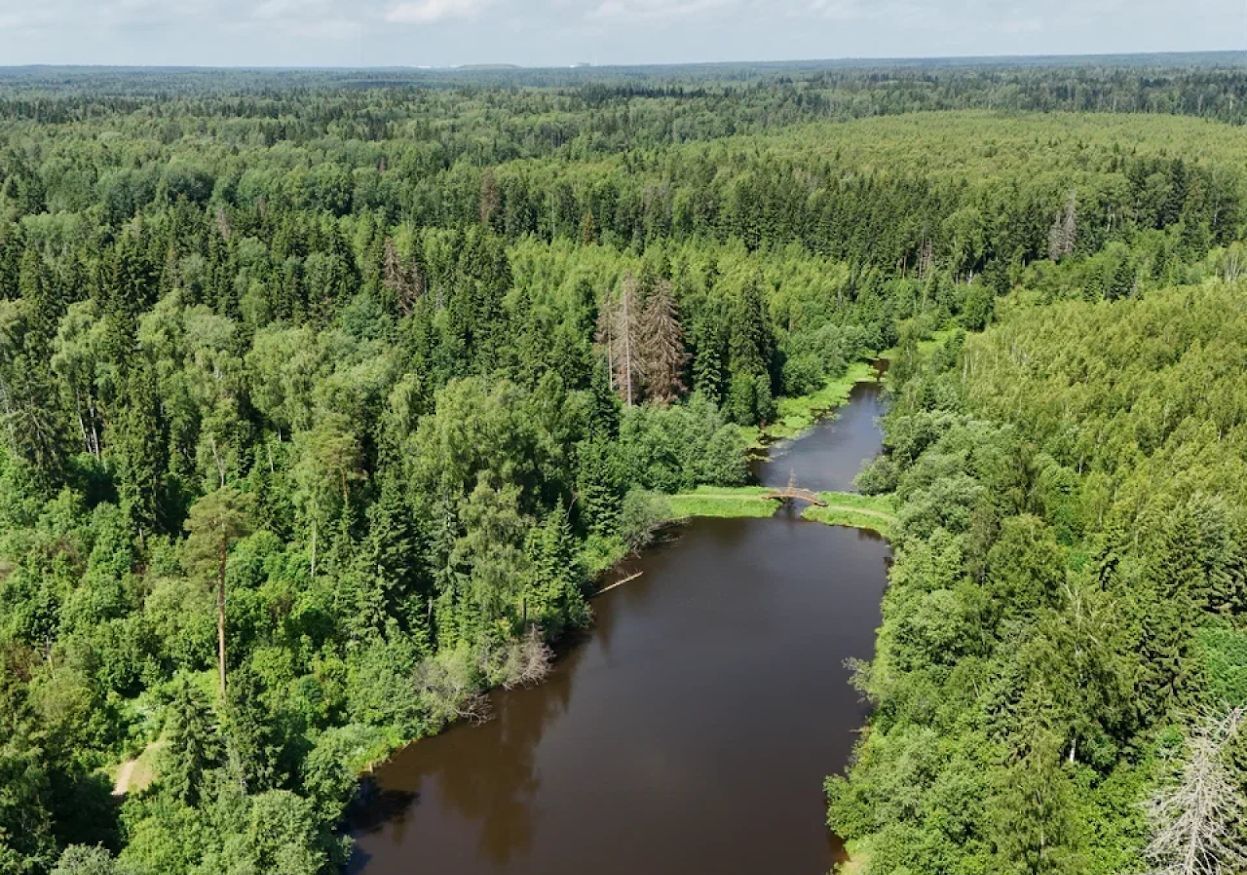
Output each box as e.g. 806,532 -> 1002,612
878,326 -> 959,364
112,739 -> 164,796
760,361 -> 880,444
665,485 -> 780,519
802,491 -> 898,538
837,850 -> 870,875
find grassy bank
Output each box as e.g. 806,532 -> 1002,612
801,492 -> 898,539
665,485 -> 782,519
663,486 -> 898,539
756,360 -> 881,444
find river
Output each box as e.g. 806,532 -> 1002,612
347,376 -> 891,875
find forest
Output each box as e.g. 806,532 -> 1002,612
2,56 -> 1247,874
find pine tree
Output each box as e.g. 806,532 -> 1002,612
0,224 -> 24,300
223,665 -> 279,793
363,466 -> 430,644
725,273 -> 775,424
523,504 -> 587,634
690,315 -> 726,404
183,487 -> 254,700
18,246 -> 57,353
575,436 -> 622,535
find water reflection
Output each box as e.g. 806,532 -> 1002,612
349,377 -> 891,875
753,377 -> 886,492
350,645 -> 580,870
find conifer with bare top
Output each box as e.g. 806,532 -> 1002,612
639,278 -> 688,405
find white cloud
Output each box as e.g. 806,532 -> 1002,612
385,0 -> 491,24
1000,16 -> 1043,34
802,0 -> 869,21
252,0 -> 335,21
588,0 -> 736,22
244,0 -> 362,39
0,0 -> 1237,65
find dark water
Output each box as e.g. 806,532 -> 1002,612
348,379 -> 891,875
753,377 -> 887,493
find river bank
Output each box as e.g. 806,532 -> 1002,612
347,372 -> 892,874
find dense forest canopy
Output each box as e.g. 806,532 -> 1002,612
2,57 -> 1247,874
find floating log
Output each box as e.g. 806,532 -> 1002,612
594,571 -> 643,598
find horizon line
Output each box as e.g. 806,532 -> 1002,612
2,48 -> 1245,74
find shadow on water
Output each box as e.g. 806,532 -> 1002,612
348,372 -> 891,875
347,644 -> 582,871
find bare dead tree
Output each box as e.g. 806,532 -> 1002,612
917,239 -> 935,280
497,627 -> 554,690
639,278 -> 688,405
1144,707 -> 1247,875
413,656 -> 492,725
1220,244 -> 1246,282
479,168 -> 501,228
596,274 -> 642,406
382,237 -> 423,316
1048,190 -> 1078,262
214,206 -> 232,242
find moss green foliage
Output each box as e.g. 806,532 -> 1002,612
1,58 -> 1247,874
1193,623 -> 1247,709
663,487 -> 897,537
830,281 -> 1247,874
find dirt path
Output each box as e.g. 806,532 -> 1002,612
112,740 -> 161,796
819,503 -> 896,521
112,758 -> 136,796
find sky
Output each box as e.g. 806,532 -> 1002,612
0,0 -> 1241,68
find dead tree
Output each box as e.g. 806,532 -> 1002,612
596,274 -> 642,406
1048,190 -> 1078,262
639,279 -> 688,405
1145,707 -> 1247,875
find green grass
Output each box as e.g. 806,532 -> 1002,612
759,360 -> 880,444
663,486 -> 899,540
665,485 -> 780,519
801,491 -> 898,539
111,739 -> 164,796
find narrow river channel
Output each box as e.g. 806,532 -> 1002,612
347,376 -> 891,875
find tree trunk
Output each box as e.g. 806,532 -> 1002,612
621,288 -> 634,407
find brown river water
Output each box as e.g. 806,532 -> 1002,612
347,377 -> 891,875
